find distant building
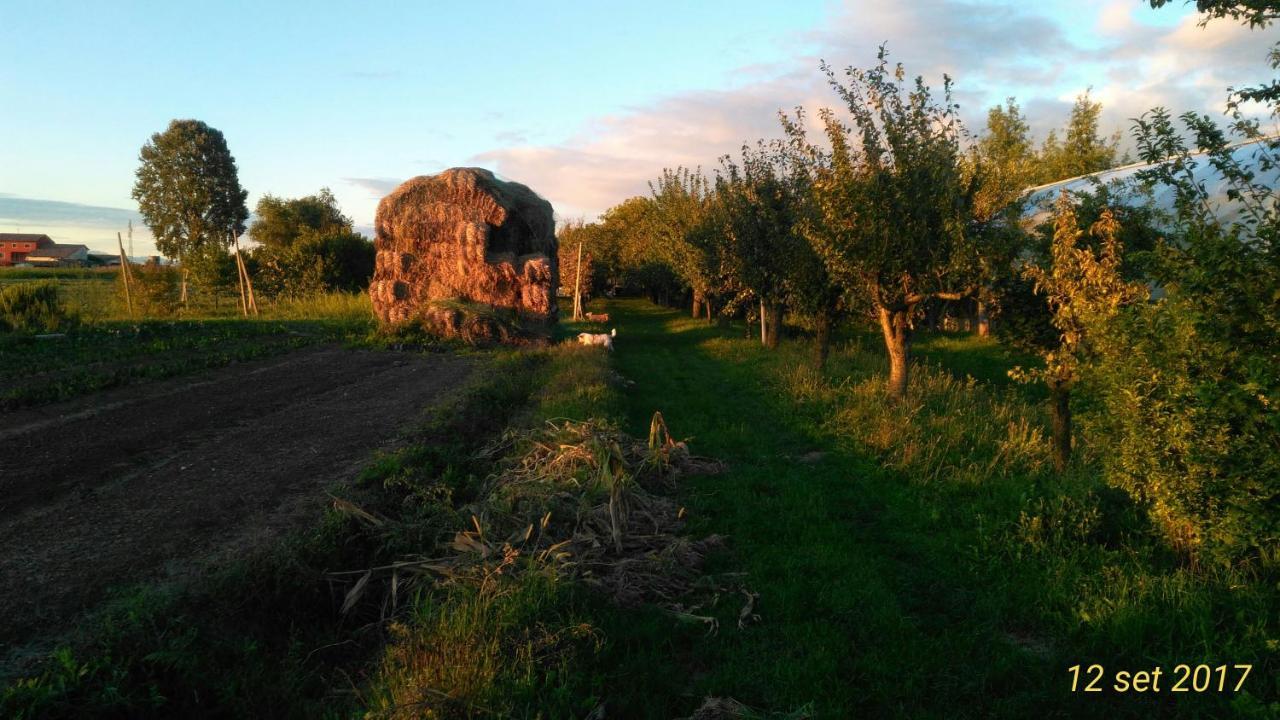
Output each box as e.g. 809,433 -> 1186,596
26,244 -> 90,267
0,233 -> 92,267
87,252 -> 122,267
0,233 -> 54,265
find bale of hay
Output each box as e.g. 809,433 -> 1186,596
368,168 -> 558,339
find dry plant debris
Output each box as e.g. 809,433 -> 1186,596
677,696 -> 813,720
332,411 -> 732,615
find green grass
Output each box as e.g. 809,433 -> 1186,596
0,268 -> 375,323
0,341 -> 640,719
588,298 -> 1276,719
4,297 -> 1274,718
0,349 -> 552,719
0,293 -> 375,411
0,267 -> 119,281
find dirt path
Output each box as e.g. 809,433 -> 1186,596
0,345 -> 473,671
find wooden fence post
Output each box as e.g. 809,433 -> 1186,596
117,232 -> 134,319
572,241 -> 584,320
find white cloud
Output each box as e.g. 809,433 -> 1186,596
343,177 -> 404,198
472,0 -> 1276,220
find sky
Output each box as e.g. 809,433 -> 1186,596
0,0 -> 1274,256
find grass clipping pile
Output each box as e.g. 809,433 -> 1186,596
368,168 -> 558,344
330,412 -> 803,718
334,412 -> 730,614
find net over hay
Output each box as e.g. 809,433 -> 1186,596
369,168 -> 558,340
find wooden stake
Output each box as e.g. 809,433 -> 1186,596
233,236 -> 258,316
572,241 -> 584,320
117,232 -> 134,319
232,232 -> 248,316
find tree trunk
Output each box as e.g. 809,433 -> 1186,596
878,305 -> 912,400
1049,380 -> 1072,473
814,309 -> 833,369
692,288 -> 703,319
976,300 -> 990,337
764,302 -> 783,349
760,298 -> 767,345
704,296 -> 713,322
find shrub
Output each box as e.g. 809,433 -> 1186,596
254,231 -> 374,298
0,281 -> 76,334
1084,270 -> 1279,569
1082,108 -> 1280,569
124,264 -> 181,317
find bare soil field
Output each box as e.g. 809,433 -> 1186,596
0,345 -> 473,673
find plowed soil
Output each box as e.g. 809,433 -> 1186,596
0,345 -> 473,673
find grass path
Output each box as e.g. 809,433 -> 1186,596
594,298 -> 1274,720
600,298 -> 1050,718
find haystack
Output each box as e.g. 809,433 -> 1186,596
368,168 -> 558,340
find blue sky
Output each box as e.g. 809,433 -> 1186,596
0,0 -> 1271,254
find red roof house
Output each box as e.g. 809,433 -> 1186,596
0,233 -> 54,266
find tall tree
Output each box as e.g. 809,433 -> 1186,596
1007,194 -> 1145,473
649,168 -> 720,317
1036,93 -> 1121,183
249,188 -> 351,249
132,119 -> 249,265
717,141 -> 801,348
776,108 -> 852,365
973,98 -> 1036,220
809,49 -> 983,398
597,197 -> 685,305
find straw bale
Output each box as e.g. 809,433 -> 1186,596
369,168 -> 558,335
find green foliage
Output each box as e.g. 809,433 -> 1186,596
1078,104 -> 1280,566
1035,92 -> 1122,184
812,48 -> 981,309
717,143 -> 799,314
132,119 -> 249,262
974,98 -> 1037,219
1149,1 -> 1279,119
0,281 -> 76,334
1148,0 -> 1278,26
183,243 -> 240,301
804,47 -> 988,394
0,267 -> 116,281
557,220 -> 598,301
1085,290 -> 1279,566
0,303 -> 372,411
255,230 -> 375,297
648,167 -> 724,309
600,298 -> 1276,718
125,263 -> 181,317
775,109 -> 855,362
596,196 -> 686,304
1011,195 -> 1145,390
247,189 -> 372,298
249,188 -> 351,249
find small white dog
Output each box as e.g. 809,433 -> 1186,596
577,328 -> 616,351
